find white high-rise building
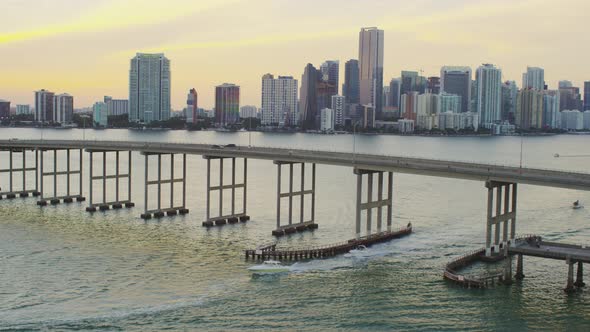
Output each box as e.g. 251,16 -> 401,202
34,89 -> 54,123
561,110 -> 583,130
93,102 -> 108,127
331,95 -> 345,126
104,96 -> 129,116
522,66 -> 545,90
320,108 -> 334,131
261,74 -> 298,126
584,111 -> 590,130
417,93 -> 439,116
129,53 -> 170,123
16,104 -> 31,115
240,105 -> 258,118
359,27 -> 384,116
439,93 -> 461,113
542,91 -> 560,129
53,93 -> 73,124
476,64 -> 503,127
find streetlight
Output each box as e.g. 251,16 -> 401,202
248,116 -> 252,148
352,119 -> 361,165
79,114 -> 90,143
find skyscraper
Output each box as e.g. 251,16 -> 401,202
261,74 -> 298,126
300,64 -> 319,129
522,66 -> 545,90
440,93 -> 461,113
320,60 -> 339,92
53,93 -> 73,124
400,71 -> 419,97
440,66 -> 472,113
516,88 -> 544,130
400,92 -> 419,121
34,89 -> 54,123
331,95 -> 345,127
389,78 -> 401,108
501,81 -> 518,123
358,27 -> 384,117
104,96 -> 129,116
0,100 -> 10,119
476,64 -> 502,127
427,77 -> 441,94
343,59 -> 359,104
543,90 -> 560,128
129,53 -> 171,123
186,88 -> 198,123
215,83 -> 240,126
584,81 -> 590,112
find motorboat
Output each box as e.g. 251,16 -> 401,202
573,200 -> 584,210
247,260 -> 290,274
344,245 -> 368,258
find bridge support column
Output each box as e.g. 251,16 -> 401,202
85,150 -> 134,212
575,262 -> 585,287
0,148 -> 40,199
36,148 -> 85,206
140,153 -> 188,219
485,181 -> 517,257
354,169 -> 394,238
272,161 -> 316,236
502,247 -> 513,285
565,259 -> 576,293
202,156 -> 249,227
515,254 -> 525,280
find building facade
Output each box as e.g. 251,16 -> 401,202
542,91 -> 560,129
185,89 -> 198,123
300,64 -> 319,129
331,95 -> 345,127
129,53 -> 171,123
93,102 -> 108,127
261,74 -> 298,127
522,66 -> 545,90
516,88 -> 544,130
440,66 -> 472,114
215,83 -> 240,126
320,60 -> 339,92
34,89 -> 55,123
16,104 -> 31,115
0,100 -> 10,119
476,64 -> 502,127
501,81 -> 518,123
53,93 -> 73,124
343,59 -> 360,104
240,105 -> 258,119
389,78 -> 401,108
584,81 -> 590,112
358,27 -> 384,118
400,92 -> 419,121
440,93 -> 461,113
320,108 -> 334,131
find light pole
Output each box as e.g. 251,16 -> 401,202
352,120 -> 361,165
248,116 -> 252,147
80,114 -> 90,143
519,132 -> 524,169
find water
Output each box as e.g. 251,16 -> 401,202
0,128 -> 589,330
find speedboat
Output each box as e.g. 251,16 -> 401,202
344,245 -> 368,258
573,200 -> 584,210
247,260 -> 290,274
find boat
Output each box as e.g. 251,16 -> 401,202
573,200 -> 584,209
247,260 -> 290,274
344,245 -> 368,258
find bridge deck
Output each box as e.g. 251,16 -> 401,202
1,139 -> 590,191
509,240 -> 590,263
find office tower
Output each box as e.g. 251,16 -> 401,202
542,90 -> 560,128
320,60 -> 339,92
417,93 -> 439,116
331,95 -> 345,126
516,88 -> 543,130
16,104 -> 31,115
261,74 -> 298,126
362,105 -> 375,128
389,78 -> 401,108
400,71 -> 418,96
427,77 -> 440,94
343,59 -> 359,104
104,96 -> 129,116
34,89 -> 54,122
522,66 -> 545,90
400,92 -> 419,121
476,64 -> 502,127
561,110 -> 583,130
501,81 -> 518,123
93,102 -> 108,127
0,99 -> 9,119
559,86 -> 582,111
440,66 -> 472,113
382,86 -> 390,109
300,64 -> 319,129
53,93 -> 73,124
215,83 -> 240,126
440,93 -> 461,113
320,108 -> 335,131
185,89 -> 198,123
559,80 -> 573,89
358,27 -> 384,117
129,53 -> 171,123
240,105 -> 258,119
584,81 -> 590,111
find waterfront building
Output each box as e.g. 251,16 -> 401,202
362,104 -> 375,128
542,91 -> 560,129
240,105 -> 258,119
0,99 -> 9,119
522,66 -> 545,90
358,27 -> 384,118
416,114 -> 437,130
389,78 -> 401,108
584,111 -> 590,129
343,59 -> 359,104
561,110 -> 583,130
16,104 -> 31,115
584,82 -> 590,112
491,122 -> 516,135
331,95 -> 345,127
400,71 -> 419,96
516,88 -> 543,130
476,64 -> 502,128
261,74 -> 298,127
34,89 -> 55,123
185,89 -> 198,123
440,93 -> 461,113
53,93 -> 73,124
400,91 -> 419,121
417,93 -> 439,116
501,81 -> 518,123
320,60 -> 339,93
300,64 -> 319,129
320,108 -> 334,131
559,86 -> 582,111
397,119 -> 415,133
382,86 -> 390,109
92,102 -> 108,127
104,96 -> 129,116
559,80 -> 573,89
427,76 -> 440,94
440,66 -> 472,113
215,83 -> 240,126
129,53 -> 170,123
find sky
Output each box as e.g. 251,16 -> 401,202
0,0 -> 588,110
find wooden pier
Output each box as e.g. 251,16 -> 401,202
245,225 -> 412,261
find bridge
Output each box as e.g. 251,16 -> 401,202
0,139 -> 588,293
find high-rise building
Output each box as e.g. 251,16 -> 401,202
522,66 -> 545,90
331,95 -> 345,127
542,90 -> 560,129
16,104 -> 31,115
53,93 -> 73,124
400,71 -> 419,97
261,74 -> 298,126
476,64 -> 502,127
362,105 -> 375,128
516,88 -> 544,130
240,105 -> 258,119
561,110 -> 583,130
0,99 -> 10,119
501,81 -> 518,123
440,66 -> 472,113
129,53 -> 171,123
559,86 -> 582,111
400,92 -> 419,121
93,102 -> 108,127
559,80 -> 573,89
389,78 -> 401,108
320,60 -> 339,92
343,59 -> 359,104
104,96 -> 129,116
34,89 -> 54,123
215,83 -> 240,126
382,86 -> 390,109
320,108 -> 334,131
185,89 -> 198,123
584,111 -> 590,130
440,93 -> 461,113
427,77 -> 440,94
300,64 -> 319,129
358,27 -> 384,117
584,81 -> 590,112
417,93 -> 439,117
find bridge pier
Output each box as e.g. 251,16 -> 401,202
140,153 -> 188,219
202,156 -> 249,227
502,246 -> 513,285
515,254 -> 525,280
354,169 -> 393,238
36,148 -> 85,206
85,150 -> 134,212
575,262 -> 585,287
565,259 -> 576,293
0,148 -> 40,199
485,181 -> 517,257
272,161 -> 317,236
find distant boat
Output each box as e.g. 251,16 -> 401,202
344,245 -> 368,258
573,200 -> 584,210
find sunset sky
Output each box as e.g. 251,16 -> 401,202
1,0 -> 588,110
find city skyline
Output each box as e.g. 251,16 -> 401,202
1,0 -> 589,109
